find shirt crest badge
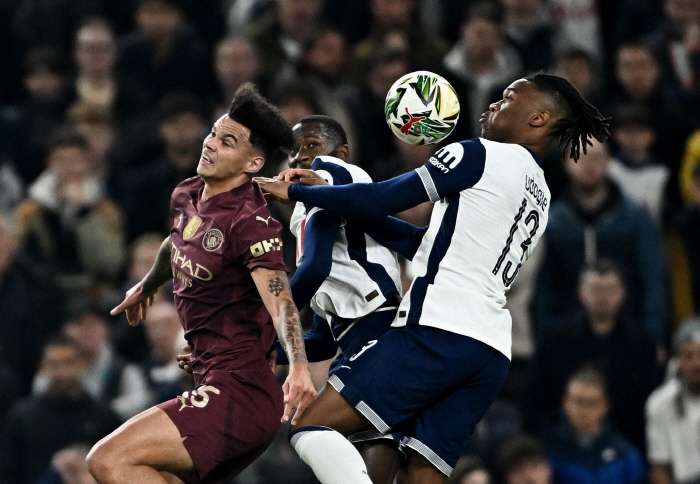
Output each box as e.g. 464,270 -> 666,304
183,216 -> 202,239
203,228 -> 224,252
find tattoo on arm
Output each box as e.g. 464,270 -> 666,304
270,270 -> 308,365
142,236 -> 173,294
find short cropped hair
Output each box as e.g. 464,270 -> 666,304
497,434 -> 547,477
566,365 -> 608,395
228,83 -> 295,159
579,258 -> 624,285
47,126 -> 88,152
297,115 -> 348,145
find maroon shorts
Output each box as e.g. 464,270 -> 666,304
158,359 -> 283,483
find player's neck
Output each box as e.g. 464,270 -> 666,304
201,175 -> 250,201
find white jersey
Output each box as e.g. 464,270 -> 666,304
392,138 -> 550,359
290,156 -> 402,323
646,378 -> 700,483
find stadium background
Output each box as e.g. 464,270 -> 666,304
0,0 -> 699,483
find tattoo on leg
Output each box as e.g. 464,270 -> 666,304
268,276 -> 285,297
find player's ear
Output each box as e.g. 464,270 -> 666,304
335,144 -> 350,161
246,155 -> 265,174
529,110 -> 550,128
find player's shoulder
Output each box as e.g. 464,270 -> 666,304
174,176 -> 203,195
311,156 -> 372,184
235,182 -> 282,230
646,378 -> 681,415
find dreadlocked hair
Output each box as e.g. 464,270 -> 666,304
525,73 -> 610,162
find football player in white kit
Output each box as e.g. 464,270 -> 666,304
258,74 -> 610,484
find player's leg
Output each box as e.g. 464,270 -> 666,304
397,451 -> 446,484
356,440 -> 404,484
87,406 -> 195,484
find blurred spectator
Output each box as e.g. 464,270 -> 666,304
227,0 -> 275,38
351,0 -> 450,87
668,163 -> 700,325
0,47 -> 70,186
646,0 -> 700,98
443,2 -> 522,137
646,317 -> 700,484
526,259 -> 659,451
121,92 -> 206,240
66,102 -> 116,181
500,0 -> 557,73
112,232 -> 172,363
497,434 -> 552,484
680,127 -> 700,203
14,127 -> 126,293
0,360 -> 20,431
544,368 -> 645,484
142,301 -> 191,404
607,105 -> 669,226
0,335 -> 120,484
245,0 -> 325,82
551,48 -> 602,108
534,140 -> 667,343
0,213 -> 63,394
270,80 -> 323,128
69,18 -> 150,123
351,48 -> 409,179
36,444 -> 97,484
610,42 -> 694,210
10,0 -> 101,62
118,0 -> 215,101
447,455 -> 492,484
275,27 -> 359,161
213,37 -> 265,114
33,297 -> 152,421
549,0 -> 601,58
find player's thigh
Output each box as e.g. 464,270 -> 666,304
403,351 -> 509,477
291,382 -> 373,436
397,451 -> 447,484
88,406 -> 194,473
356,440 -> 403,484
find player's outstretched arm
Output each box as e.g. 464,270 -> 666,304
251,267 -> 316,424
111,236 -> 173,326
256,171 -> 431,219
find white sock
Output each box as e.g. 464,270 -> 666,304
291,426 -> 374,484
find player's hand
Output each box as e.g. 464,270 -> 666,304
277,169 -> 329,186
254,177 -> 293,203
177,345 -> 193,374
282,364 -> 316,425
110,281 -> 155,326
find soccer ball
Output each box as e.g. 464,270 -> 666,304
384,71 -> 460,145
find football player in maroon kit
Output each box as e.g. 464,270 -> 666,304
86,84 -> 316,484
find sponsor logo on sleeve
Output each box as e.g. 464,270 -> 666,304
428,143 -> 464,174
250,238 -> 283,257
256,215 -> 272,226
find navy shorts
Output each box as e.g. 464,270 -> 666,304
328,325 -> 509,476
328,306 -> 397,376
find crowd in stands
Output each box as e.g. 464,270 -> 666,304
1,0 -> 699,483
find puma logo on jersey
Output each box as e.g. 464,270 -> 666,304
349,340 -> 377,361
256,215 -> 272,226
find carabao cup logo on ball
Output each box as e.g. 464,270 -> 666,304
384,71 -> 460,145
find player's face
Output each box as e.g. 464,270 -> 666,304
289,123 -> 341,169
480,79 -> 541,142
198,115 -> 264,181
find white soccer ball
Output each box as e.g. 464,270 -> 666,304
384,71 -> 460,145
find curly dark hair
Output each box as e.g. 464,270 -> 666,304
526,73 -> 610,162
227,83 -> 295,160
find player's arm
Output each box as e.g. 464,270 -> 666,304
290,209 -> 340,310
257,140 -> 485,217
111,236 -> 173,325
277,314 -> 338,365
349,215 -> 428,260
251,267 -> 316,424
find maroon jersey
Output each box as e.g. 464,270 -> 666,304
169,176 -> 287,383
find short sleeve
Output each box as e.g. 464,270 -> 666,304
645,398 -> 672,464
231,206 -> 288,272
414,139 -> 486,202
